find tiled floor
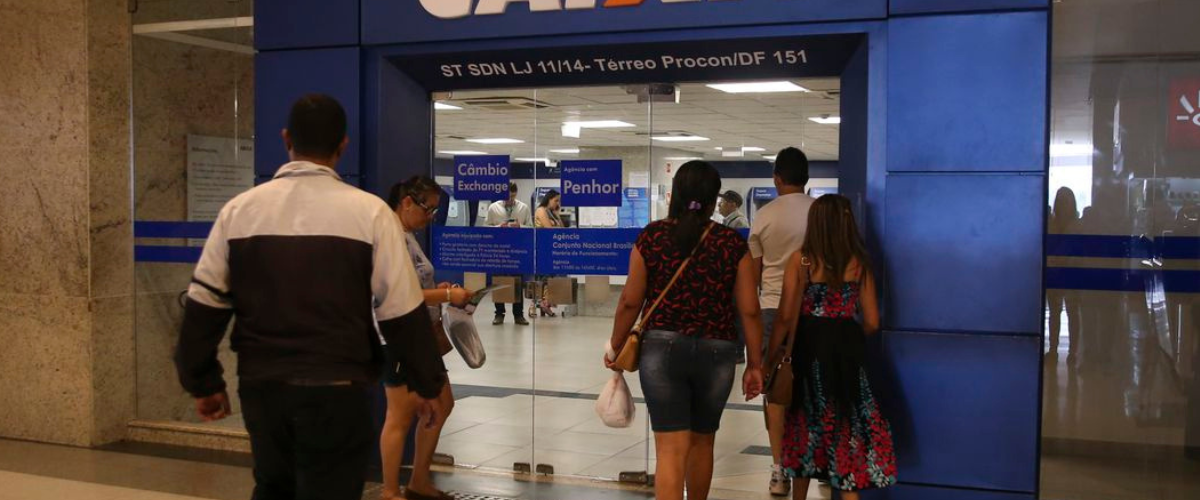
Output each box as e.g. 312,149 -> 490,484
431,307 -> 777,488
57,297 -> 1196,499
0,438 -> 829,500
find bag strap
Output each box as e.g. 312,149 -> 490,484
781,253 -> 813,361
633,223 -> 715,333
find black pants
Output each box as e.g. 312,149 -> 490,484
239,380 -> 373,500
494,299 -> 525,317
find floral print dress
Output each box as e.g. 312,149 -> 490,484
781,280 -> 898,491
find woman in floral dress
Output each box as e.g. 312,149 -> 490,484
766,194 -> 897,498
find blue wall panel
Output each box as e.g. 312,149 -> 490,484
255,0 -> 360,50
870,331 -> 1041,492
890,0 -> 1048,16
883,174 -> 1043,334
874,483 -> 1035,500
362,56 -> 431,199
887,12 -> 1047,172
254,48 -> 361,178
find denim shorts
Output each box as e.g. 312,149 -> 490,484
638,330 -> 739,434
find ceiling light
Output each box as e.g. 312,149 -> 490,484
741,146 -> 765,152
438,150 -> 488,155
434,102 -> 462,111
722,151 -> 746,158
515,157 -> 551,163
564,120 -> 636,128
763,155 -> 777,161
664,156 -> 702,161
652,135 -> 710,142
808,116 -> 841,125
562,124 -> 581,139
706,81 -> 809,93
549,148 -> 580,154
467,138 -> 523,144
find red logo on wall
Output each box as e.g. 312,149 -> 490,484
1169,78 -> 1200,149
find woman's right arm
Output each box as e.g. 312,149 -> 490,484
767,252 -> 806,361
608,247 -> 648,357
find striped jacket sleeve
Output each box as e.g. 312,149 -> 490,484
174,206 -> 236,397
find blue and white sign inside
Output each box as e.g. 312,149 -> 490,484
432,226 -> 534,274
453,155 -> 511,201
536,228 -> 641,275
560,160 -> 622,207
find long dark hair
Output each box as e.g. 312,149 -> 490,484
668,161 -> 721,250
800,194 -> 871,287
538,189 -> 560,208
1050,187 -> 1079,233
387,175 -> 441,210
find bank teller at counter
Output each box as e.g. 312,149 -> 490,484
486,182 -> 532,325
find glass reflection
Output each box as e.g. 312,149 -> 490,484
1042,1 -> 1200,498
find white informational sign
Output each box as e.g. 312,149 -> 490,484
629,171 -> 649,189
579,207 -> 619,228
187,134 -> 254,222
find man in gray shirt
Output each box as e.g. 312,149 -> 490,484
748,147 -> 815,497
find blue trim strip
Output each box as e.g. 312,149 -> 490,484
134,221 -> 215,239
135,245 -> 203,264
1046,267 -> 1200,293
1045,235 -> 1200,259
1162,236 -> 1200,259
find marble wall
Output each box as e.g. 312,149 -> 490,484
0,0 -> 132,446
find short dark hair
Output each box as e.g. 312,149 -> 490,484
286,94 -> 347,158
720,190 -> 743,208
509,182 -> 519,193
773,147 -> 809,187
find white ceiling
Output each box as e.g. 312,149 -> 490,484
434,79 -> 842,162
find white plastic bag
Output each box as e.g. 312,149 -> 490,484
445,305 -> 486,368
596,342 -> 635,428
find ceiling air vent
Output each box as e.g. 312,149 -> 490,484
459,96 -> 553,111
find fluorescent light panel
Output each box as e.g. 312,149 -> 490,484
808,116 -> 841,124
515,157 -> 551,163
664,156 -> 702,161
467,138 -> 523,144
549,148 -> 580,154
434,102 -> 462,110
706,81 -> 809,93
652,136 -> 709,142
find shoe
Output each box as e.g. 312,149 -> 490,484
769,464 -> 790,496
514,316 -> 530,326
493,315 -> 504,325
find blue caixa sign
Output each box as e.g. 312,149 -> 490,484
560,160 -> 622,207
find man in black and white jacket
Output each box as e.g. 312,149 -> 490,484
174,94 -> 444,499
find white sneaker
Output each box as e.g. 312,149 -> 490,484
769,464 -> 791,496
